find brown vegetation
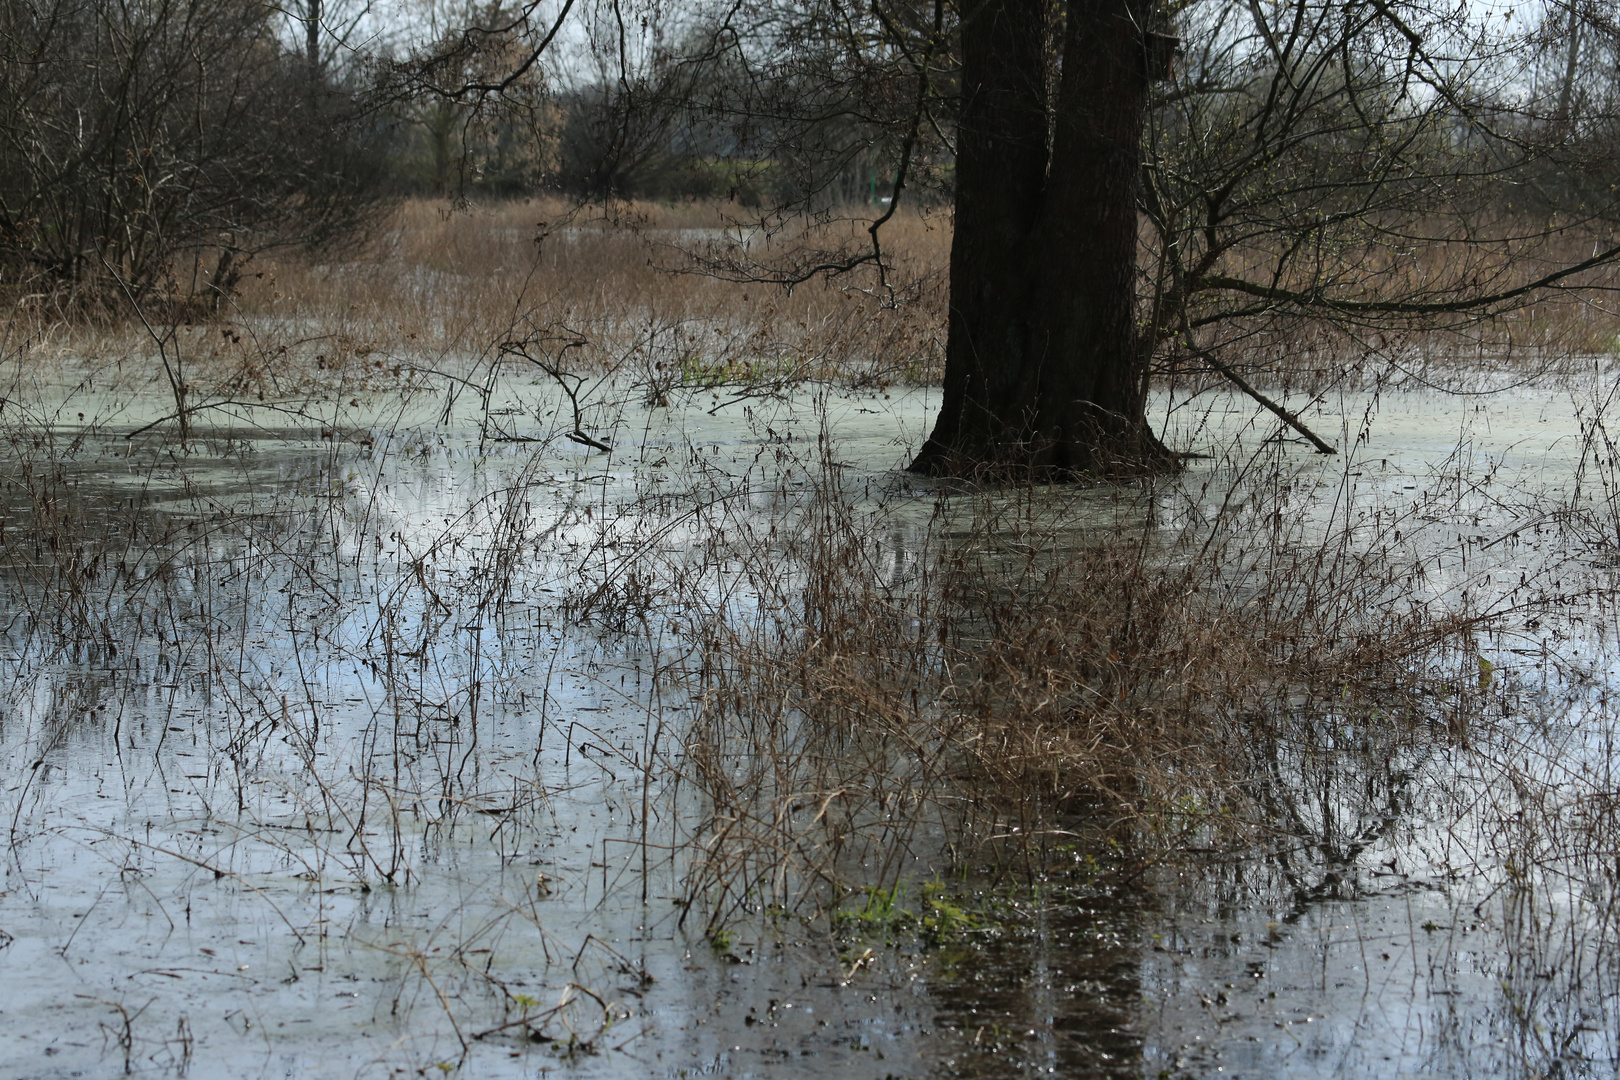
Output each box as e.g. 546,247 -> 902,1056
7,199 -> 947,406
2,199 -> 1619,1073
16,197 -> 1620,412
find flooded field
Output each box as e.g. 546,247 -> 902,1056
2,360 -> 1619,1078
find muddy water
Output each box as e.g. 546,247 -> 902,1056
0,370 -> 1616,1078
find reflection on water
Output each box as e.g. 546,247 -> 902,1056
0,374 -> 1616,1077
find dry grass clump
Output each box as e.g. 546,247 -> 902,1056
654,411 -> 1620,1076
673,432 -> 1502,928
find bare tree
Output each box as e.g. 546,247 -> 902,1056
1140,0 -> 1620,418
0,0 -> 386,313
393,0 -> 560,195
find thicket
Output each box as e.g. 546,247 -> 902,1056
0,0 -> 390,316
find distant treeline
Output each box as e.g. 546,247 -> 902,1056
388,89 -> 904,208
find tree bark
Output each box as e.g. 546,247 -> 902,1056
306,0 -> 324,80
910,0 -> 1173,479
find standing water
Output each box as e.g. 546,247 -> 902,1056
1,368 -> 1617,1078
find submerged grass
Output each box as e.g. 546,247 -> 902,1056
668,418 -> 1620,1073
1,201 -> 1620,1076
675,426 -> 1491,907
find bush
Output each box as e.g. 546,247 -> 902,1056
0,0 -> 387,315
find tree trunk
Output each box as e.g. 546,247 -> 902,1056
306,0 -> 324,81
910,0 -> 1173,479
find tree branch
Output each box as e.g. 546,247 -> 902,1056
1196,241 -> 1620,315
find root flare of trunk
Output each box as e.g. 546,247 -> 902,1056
909,406 -> 1178,481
